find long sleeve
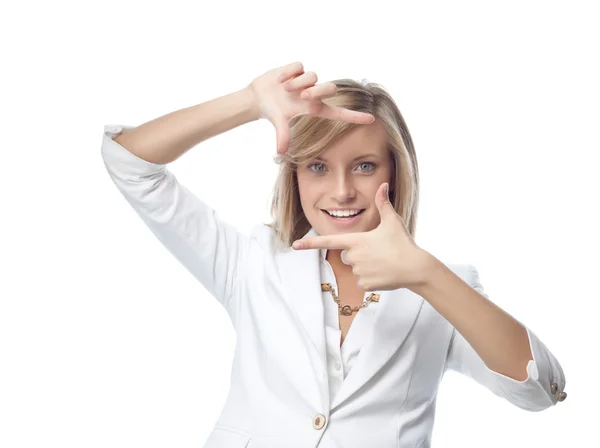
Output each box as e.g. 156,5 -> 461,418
100,124 -> 251,321
444,264 -> 567,412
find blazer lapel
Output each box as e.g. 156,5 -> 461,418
330,287 -> 425,410
275,226 -> 425,412
275,227 -> 329,407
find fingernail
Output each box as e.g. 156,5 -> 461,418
370,116 -> 375,124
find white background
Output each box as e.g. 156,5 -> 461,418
1,0 -> 598,447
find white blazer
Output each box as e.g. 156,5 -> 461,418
101,124 -> 567,448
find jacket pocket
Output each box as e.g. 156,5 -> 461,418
203,425 -> 252,448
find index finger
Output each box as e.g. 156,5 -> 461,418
318,104 -> 375,124
292,233 -> 359,251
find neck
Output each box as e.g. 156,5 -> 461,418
326,249 -> 351,273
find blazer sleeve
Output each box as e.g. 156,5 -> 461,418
100,124 -> 251,321
444,264 -> 567,412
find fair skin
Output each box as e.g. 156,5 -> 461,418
296,120 -> 393,272
295,121 -> 395,344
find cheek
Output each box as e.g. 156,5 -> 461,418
297,176 -> 316,198
296,177 -> 316,211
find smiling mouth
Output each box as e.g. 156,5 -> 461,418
321,209 -> 365,219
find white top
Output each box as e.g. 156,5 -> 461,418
101,124 -> 566,448
319,248 -> 381,405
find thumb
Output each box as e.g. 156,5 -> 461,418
273,115 -> 291,154
375,182 -> 395,220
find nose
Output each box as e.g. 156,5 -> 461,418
329,174 -> 356,202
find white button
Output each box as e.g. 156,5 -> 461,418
335,362 -> 341,370
312,413 -> 326,430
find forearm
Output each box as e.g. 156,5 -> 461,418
411,257 -> 533,381
113,86 -> 260,165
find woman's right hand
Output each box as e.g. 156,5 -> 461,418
247,62 -> 375,155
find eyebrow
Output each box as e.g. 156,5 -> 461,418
313,153 -> 381,163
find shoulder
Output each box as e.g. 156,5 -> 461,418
249,223 -> 288,256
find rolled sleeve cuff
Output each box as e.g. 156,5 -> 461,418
485,325 -> 567,411
101,124 -> 167,178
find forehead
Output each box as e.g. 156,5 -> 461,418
318,121 -> 388,160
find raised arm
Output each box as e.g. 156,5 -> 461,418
101,137 -> 249,321
110,87 -> 260,165
101,62 -> 376,322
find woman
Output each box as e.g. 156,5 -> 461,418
101,62 -> 566,448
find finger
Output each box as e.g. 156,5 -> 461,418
283,71 -> 318,92
341,249 -> 351,265
299,83 -> 337,100
292,233 -> 358,250
318,105 -> 375,124
278,62 -> 304,83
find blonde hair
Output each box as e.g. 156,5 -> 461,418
265,78 -> 420,252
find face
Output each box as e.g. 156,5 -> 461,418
296,121 -> 393,238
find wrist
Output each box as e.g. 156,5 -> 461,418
414,250 -> 440,286
242,85 -> 262,122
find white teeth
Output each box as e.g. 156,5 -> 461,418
327,209 -> 361,217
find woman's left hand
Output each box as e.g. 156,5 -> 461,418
292,183 -> 435,292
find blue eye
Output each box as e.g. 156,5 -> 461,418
357,162 -> 376,171
308,162 -> 376,173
